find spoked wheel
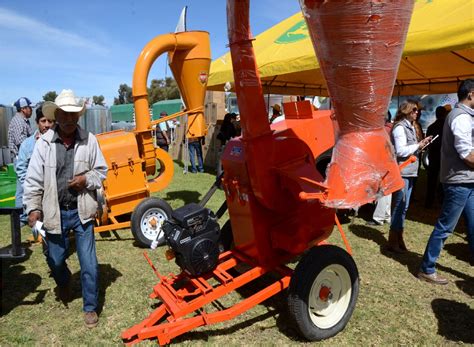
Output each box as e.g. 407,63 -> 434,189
131,197 -> 172,248
288,245 -> 359,341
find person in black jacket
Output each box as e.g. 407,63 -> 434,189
424,105 -> 449,208
216,113 -> 238,176
217,113 -> 237,147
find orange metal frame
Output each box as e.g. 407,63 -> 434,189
123,250 -> 292,345
122,214 -> 350,345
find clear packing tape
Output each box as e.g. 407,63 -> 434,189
300,0 -> 414,209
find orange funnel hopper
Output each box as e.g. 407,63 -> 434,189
169,31 -> 211,138
301,0 -> 414,208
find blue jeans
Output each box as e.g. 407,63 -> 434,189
47,209 -> 99,312
15,180 -> 28,226
420,183 -> 474,274
390,177 -> 414,232
188,141 -> 204,173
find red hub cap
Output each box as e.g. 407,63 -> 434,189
319,286 -> 331,301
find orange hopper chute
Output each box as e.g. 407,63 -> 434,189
301,0 -> 412,208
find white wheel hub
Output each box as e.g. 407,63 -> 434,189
140,208 -> 167,241
308,264 -> 352,329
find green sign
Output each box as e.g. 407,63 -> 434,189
275,20 -> 308,44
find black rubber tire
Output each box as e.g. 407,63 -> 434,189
421,149 -> 430,170
288,245 -> 359,341
219,220 -> 234,252
130,197 -> 172,248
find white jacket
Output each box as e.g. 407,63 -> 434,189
23,127 -> 108,234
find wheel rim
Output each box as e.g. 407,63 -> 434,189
140,208 -> 167,241
308,264 -> 352,329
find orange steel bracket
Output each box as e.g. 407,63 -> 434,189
335,215 -> 352,256
121,250 -> 292,345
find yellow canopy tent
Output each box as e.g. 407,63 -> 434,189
208,0 -> 474,96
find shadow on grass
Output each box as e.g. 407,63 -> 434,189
172,274 -> 301,344
350,223 -> 423,273
349,224 -> 474,283
1,247 -> 47,316
165,190 -> 202,205
67,263 -> 122,314
455,279 -> 474,297
432,298 -> 474,343
173,308 -> 282,344
443,242 -> 473,265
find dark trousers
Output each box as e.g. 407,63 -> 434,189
425,163 -> 442,207
188,141 -> 204,173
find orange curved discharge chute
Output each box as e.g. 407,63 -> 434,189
301,0 -> 413,208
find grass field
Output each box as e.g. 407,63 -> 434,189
1,162 -> 473,346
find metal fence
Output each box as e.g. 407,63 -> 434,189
0,106 -> 112,166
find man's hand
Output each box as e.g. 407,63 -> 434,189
464,151 -> 474,169
68,174 -> 87,191
28,211 -> 42,227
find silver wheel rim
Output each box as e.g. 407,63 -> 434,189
308,264 -> 352,329
140,207 -> 167,241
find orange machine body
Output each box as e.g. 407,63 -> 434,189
122,0 -> 414,344
94,31 -> 210,233
222,103 -> 337,266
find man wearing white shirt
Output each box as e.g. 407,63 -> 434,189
418,79 -> 474,285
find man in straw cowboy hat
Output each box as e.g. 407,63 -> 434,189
23,89 -> 108,328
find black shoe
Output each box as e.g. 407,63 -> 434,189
366,220 -> 383,226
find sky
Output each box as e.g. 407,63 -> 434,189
0,0 -> 300,107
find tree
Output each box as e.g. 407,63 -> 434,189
148,77 -> 180,104
114,84 -> 133,105
43,91 -> 57,102
92,95 -> 105,106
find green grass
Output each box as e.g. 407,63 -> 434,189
1,163 -> 473,346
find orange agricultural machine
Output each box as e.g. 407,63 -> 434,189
122,0 -> 414,344
94,29 -> 210,247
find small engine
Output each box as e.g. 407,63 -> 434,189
162,203 -> 221,276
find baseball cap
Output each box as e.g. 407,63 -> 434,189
14,97 -> 32,109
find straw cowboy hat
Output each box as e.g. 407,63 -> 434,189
42,89 -> 86,120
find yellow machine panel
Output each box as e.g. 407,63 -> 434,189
96,130 -> 148,221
